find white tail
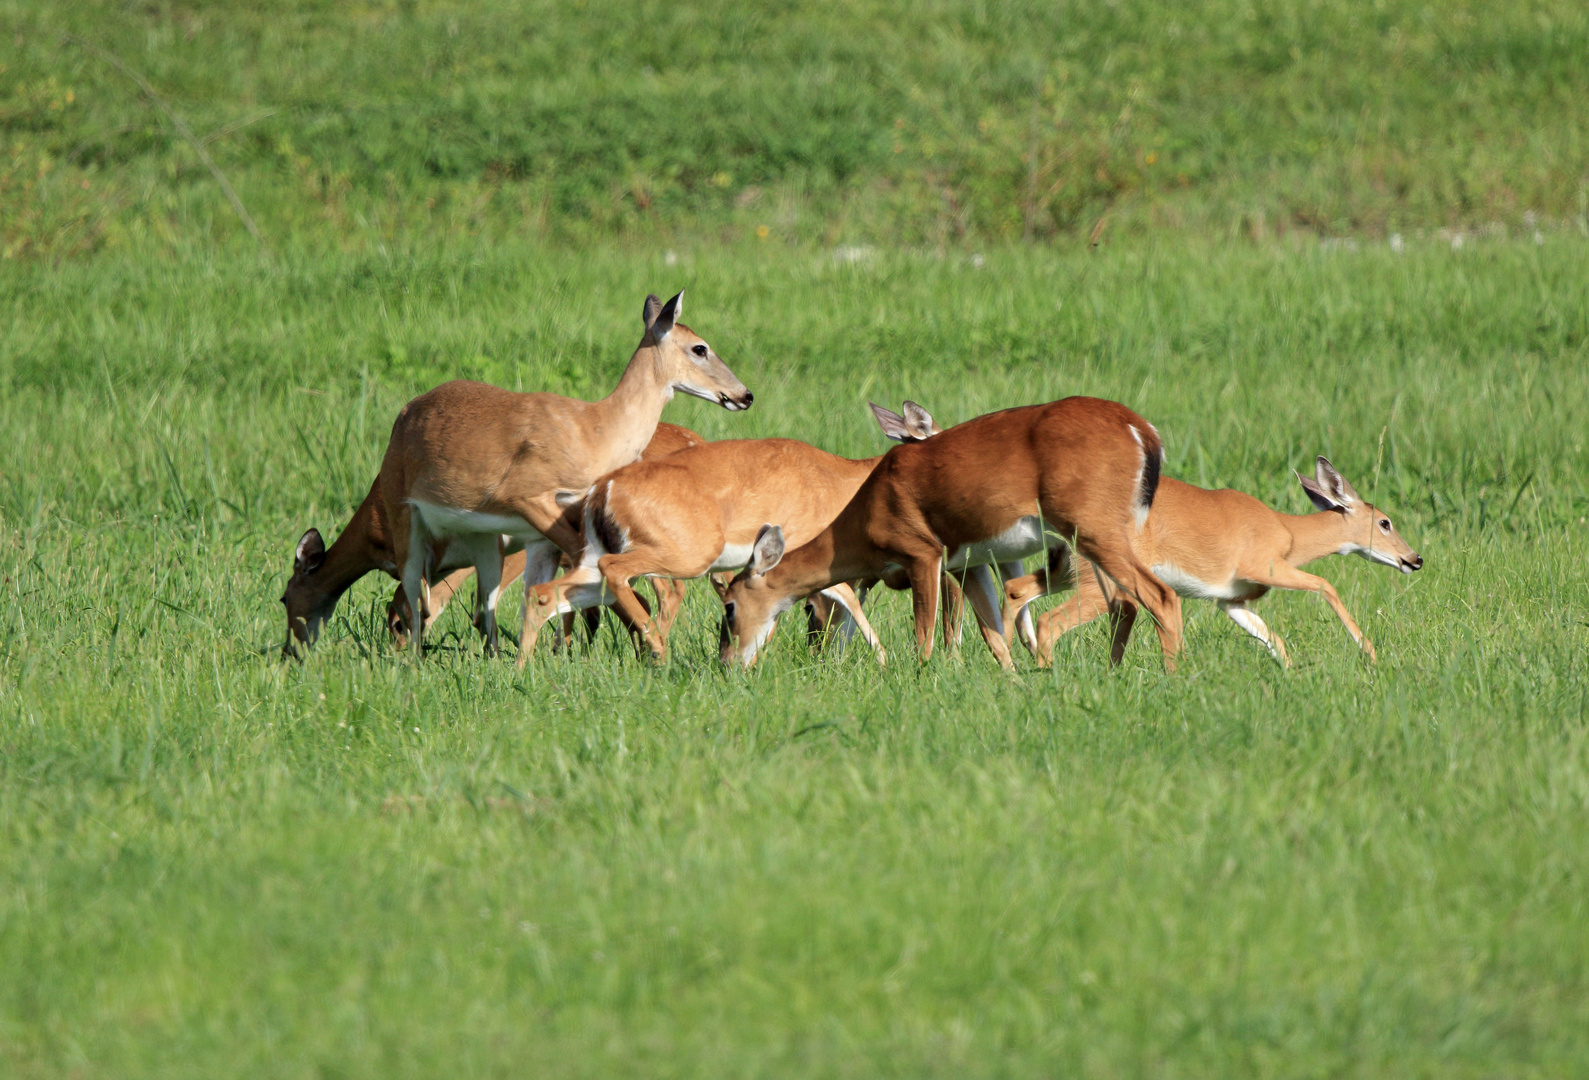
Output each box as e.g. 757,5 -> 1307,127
719,397 -> 1181,670
281,294 -> 751,658
1004,456 -> 1422,667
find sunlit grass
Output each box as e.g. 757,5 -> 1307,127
1,236 -> 1587,1076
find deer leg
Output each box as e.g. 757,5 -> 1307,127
473,537 -> 506,657
399,513 -> 430,659
814,582 -> 886,665
594,553 -> 683,662
908,556 -> 943,664
998,560 -> 1037,655
647,576 -> 690,640
940,571 -> 966,654
1218,601 -> 1290,667
517,563 -> 606,668
1076,540 -> 1182,672
959,564 -> 1015,671
1242,563 -> 1373,663
1031,564 -> 1114,669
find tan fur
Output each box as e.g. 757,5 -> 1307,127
719,397 -> 1183,670
1004,459 -> 1421,666
517,438 -> 888,663
386,421 -> 706,647
280,294 -> 749,657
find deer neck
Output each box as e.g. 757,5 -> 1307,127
317,487 -> 393,604
766,530 -> 846,607
1280,510 -> 1354,567
587,342 -> 671,470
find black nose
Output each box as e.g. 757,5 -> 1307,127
1409,554 -> 1423,570
743,391 -> 754,406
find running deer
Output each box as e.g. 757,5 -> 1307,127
384,421 -> 705,648
280,292 -> 751,657
1001,457 -> 1422,667
806,401 -> 1038,658
512,435 -> 900,666
717,397 -> 1183,670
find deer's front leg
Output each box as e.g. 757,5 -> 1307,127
908,556 -> 943,664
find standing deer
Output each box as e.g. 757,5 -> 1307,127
1002,457 -> 1422,666
718,398 -> 1183,670
384,421 -> 705,648
280,292 -> 751,657
807,401 -> 1038,659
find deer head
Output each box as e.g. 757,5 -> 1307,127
1296,457 -> 1423,573
642,291 -> 753,412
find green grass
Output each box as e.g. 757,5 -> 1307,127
5,0 -> 1588,255
2,233 -> 1587,1076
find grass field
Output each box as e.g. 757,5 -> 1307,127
1,234 -> 1587,1076
4,0 -> 1589,1075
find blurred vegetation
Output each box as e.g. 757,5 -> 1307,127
3,0 -> 1587,257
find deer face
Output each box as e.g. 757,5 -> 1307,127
644,291 -> 753,412
718,525 -> 797,667
281,527 -> 339,656
1297,457 -> 1423,574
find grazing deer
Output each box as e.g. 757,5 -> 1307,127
806,401 -> 1037,659
384,421 -> 705,648
280,292 -> 751,657
718,398 -> 1183,670
1002,457 -> 1422,667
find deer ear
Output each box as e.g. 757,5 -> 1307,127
869,402 -> 912,442
294,528 -> 326,573
901,401 -> 937,440
642,294 -> 663,328
1296,470 -> 1345,513
1316,456 -> 1360,505
710,573 -> 732,603
650,290 -> 683,337
749,524 -> 785,577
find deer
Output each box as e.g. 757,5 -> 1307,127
717,397 -> 1184,671
806,401 -> 1039,659
511,433 -> 897,666
384,421 -> 705,649
510,398 -> 1048,668
1000,456 -> 1422,667
280,291 -> 752,658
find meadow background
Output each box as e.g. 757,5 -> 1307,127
2,1 -> 1588,1076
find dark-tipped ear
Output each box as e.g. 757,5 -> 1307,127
869,402 -> 912,443
749,523 -> 785,576
901,401 -> 938,439
1296,470 -> 1345,513
294,528 -> 326,573
650,290 -> 683,337
642,294 -> 662,328
1315,456 -> 1359,505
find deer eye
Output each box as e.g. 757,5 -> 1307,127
1379,519 -> 1391,532
691,343 -> 708,358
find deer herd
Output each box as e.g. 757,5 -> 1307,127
281,292 -> 1423,672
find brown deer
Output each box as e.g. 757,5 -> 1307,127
1003,457 -> 1422,666
718,398 -> 1183,670
384,421 -> 705,648
280,292 -> 751,657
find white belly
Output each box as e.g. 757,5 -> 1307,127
1151,561 -> 1242,601
709,541 -> 756,573
409,499 -> 545,545
945,516 -> 1061,570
